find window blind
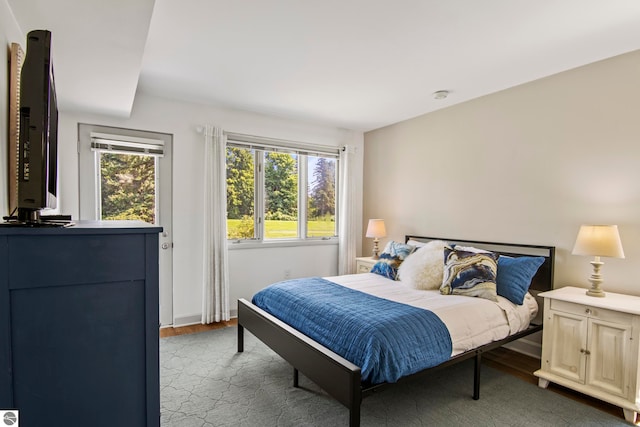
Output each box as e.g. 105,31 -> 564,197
225,132 -> 339,158
90,132 -> 165,157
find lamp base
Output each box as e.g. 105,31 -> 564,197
585,258 -> 606,298
372,238 -> 380,259
586,288 -> 606,298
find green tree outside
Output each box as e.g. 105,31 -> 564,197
100,152 -> 156,224
307,156 -> 336,237
226,147 -> 254,221
264,152 -> 298,219
309,157 -> 335,218
98,148 -> 337,238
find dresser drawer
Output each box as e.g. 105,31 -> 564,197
550,299 -> 633,324
8,234 -> 147,289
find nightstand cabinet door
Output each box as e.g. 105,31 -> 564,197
588,318 -> 631,398
534,287 -> 640,424
546,310 -> 587,383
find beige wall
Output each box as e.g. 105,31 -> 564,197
364,50 -> 640,296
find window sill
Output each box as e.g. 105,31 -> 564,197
227,238 -> 338,250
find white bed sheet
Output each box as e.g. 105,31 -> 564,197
324,273 -> 538,357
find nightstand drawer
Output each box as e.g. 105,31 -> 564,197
355,257 -> 376,273
357,263 -> 372,273
550,299 -> 633,324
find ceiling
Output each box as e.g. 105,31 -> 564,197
8,0 -> 640,132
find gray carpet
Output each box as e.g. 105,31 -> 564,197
160,327 -> 628,427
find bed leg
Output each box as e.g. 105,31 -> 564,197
473,352 -> 481,400
293,368 -> 299,388
349,373 -> 362,427
349,405 -> 360,427
237,324 -> 244,352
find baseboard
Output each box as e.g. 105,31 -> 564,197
173,310 -> 238,327
173,314 -> 202,327
503,336 -> 542,359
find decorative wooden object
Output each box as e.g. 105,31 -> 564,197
8,42 -> 23,216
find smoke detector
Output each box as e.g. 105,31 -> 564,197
432,90 -> 449,100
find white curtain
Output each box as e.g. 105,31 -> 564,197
202,125 -> 230,323
338,145 -> 357,275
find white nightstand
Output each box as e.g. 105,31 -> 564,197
355,256 -> 377,273
534,286 -> 640,423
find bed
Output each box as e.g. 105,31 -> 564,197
237,236 -> 555,426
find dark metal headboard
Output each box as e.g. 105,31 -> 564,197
405,235 -> 555,292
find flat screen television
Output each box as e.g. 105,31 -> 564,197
15,30 -> 63,223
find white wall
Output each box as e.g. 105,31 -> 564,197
59,92 -> 364,325
364,50 -> 640,297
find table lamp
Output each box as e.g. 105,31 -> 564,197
366,219 -> 386,259
572,224 -> 625,297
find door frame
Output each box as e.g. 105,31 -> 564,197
77,123 -> 174,326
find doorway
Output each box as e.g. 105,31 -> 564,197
78,123 -> 174,326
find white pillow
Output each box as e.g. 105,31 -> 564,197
406,239 -> 427,248
398,240 -> 447,290
452,244 -> 490,253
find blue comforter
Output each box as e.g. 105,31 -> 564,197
252,277 -> 452,384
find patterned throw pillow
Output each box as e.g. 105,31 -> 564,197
370,241 -> 416,280
440,246 -> 498,301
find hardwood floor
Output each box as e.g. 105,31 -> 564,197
159,319 -> 237,338
161,321 -> 634,424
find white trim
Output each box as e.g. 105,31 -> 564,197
228,238 -> 338,250
172,314 -> 202,327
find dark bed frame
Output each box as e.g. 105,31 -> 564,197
237,236 -> 555,427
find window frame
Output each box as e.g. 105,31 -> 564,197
88,131 -> 166,224
225,133 -> 339,248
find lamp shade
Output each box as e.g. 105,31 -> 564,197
366,219 -> 386,238
572,225 -> 625,259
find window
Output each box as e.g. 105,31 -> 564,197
90,132 -> 165,224
225,134 -> 338,242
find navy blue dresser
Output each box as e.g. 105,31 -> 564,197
0,221 -> 162,427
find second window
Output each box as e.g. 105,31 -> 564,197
226,144 -> 338,242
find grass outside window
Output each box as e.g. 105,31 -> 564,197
228,219 -> 335,239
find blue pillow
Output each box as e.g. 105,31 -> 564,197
370,241 -> 415,280
496,256 -> 545,305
